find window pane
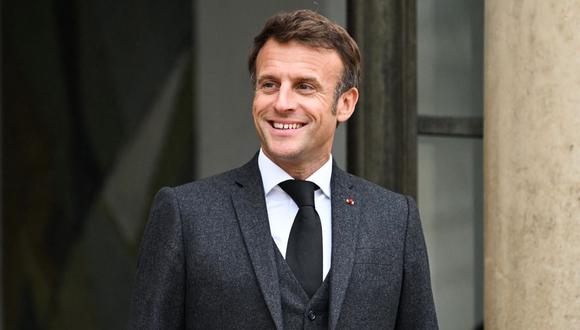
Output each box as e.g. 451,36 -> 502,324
418,136 -> 483,330
418,0 -> 483,117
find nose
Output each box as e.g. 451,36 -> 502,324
273,85 -> 296,112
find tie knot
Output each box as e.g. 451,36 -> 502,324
279,180 -> 318,207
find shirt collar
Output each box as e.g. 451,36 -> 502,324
258,149 -> 332,199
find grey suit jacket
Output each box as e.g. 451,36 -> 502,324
129,156 -> 438,329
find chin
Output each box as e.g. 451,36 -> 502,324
264,147 -> 304,163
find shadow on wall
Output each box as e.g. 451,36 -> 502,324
2,0 -> 193,328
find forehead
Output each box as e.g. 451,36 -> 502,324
255,39 -> 343,80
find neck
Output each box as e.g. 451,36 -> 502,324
267,153 -> 330,180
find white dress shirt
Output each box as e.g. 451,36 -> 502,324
258,149 -> 332,280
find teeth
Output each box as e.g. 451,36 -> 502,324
273,122 -> 303,130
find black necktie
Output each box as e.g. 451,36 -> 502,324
279,179 -> 322,297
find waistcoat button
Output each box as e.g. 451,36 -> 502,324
307,310 -> 317,321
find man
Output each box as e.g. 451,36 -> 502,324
130,9 -> 437,329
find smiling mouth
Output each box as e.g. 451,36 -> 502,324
271,122 -> 304,130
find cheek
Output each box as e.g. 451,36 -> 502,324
251,102 -> 262,118
252,96 -> 270,116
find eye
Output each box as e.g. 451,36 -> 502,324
296,82 -> 315,93
259,81 -> 278,93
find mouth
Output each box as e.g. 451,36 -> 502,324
270,121 -> 304,130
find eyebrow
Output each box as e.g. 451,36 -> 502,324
256,74 -> 278,84
257,74 -> 321,85
298,77 -> 322,87
255,74 -> 325,92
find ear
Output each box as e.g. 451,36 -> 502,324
336,87 -> 359,123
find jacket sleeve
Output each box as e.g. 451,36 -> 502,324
395,196 -> 439,329
128,187 -> 186,329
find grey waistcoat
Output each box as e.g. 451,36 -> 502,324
274,247 -> 330,330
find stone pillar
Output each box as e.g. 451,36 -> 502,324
484,1 -> 580,329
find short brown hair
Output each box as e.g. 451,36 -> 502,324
248,9 -> 361,97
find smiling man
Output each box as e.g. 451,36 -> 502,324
251,38 -> 357,180
130,9 -> 437,329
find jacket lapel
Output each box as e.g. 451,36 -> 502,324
231,158 -> 283,330
329,165 -> 361,329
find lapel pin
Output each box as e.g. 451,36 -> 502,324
345,198 -> 355,205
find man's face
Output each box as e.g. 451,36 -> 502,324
252,39 -> 357,177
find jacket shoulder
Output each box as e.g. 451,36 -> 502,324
158,158 -> 258,211
171,167 -> 241,196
